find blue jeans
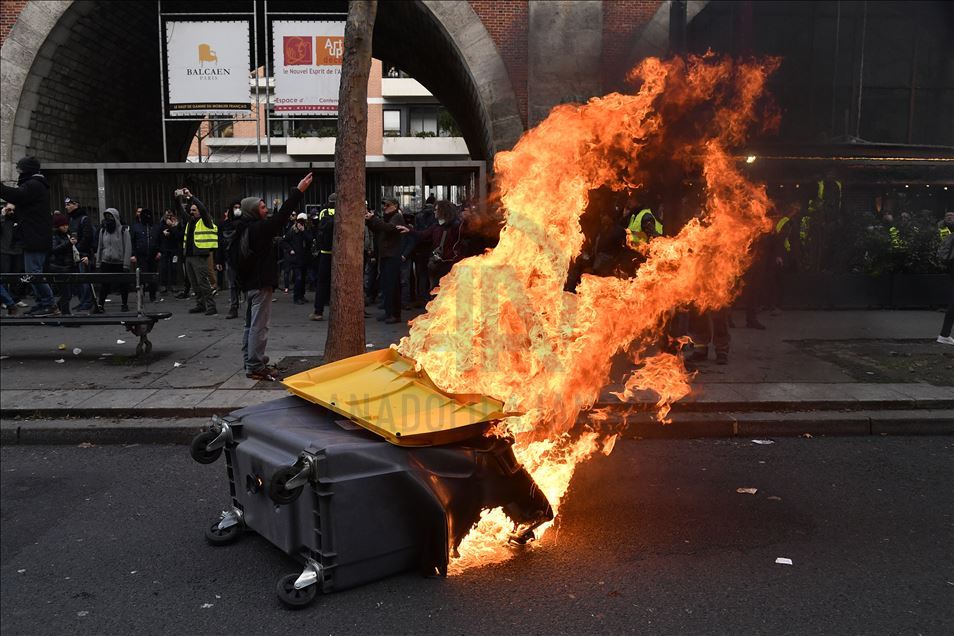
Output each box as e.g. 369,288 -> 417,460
0,284 -> 14,307
75,261 -> 94,309
242,287 -> 273,373
23,251 -> 54,307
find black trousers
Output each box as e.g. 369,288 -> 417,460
314,253 -> 332,313
941,273 -> 954,338
98,262 -> 129,308
135,254 -> 158,299
159,252 -> 178,287
379,256 -> 401,319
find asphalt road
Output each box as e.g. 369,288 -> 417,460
1,436 -> 952,634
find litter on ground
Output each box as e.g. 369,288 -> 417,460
72,348 -> 82,355
177,334 -> 186,339
116,339 -> 126,344
751,439 -> 774,445
54,358 -> 65,364
775,557 -> 793,565
736,487 -> 758,495
173,362 -> 183,368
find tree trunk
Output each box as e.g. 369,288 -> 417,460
325,0 -> 377,363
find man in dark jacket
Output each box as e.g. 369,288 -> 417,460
49,212 -> 76,315
0,202 -> 26,305
220,202 -> 243,319
0,156 -> 55,315
309,193 -> 336,321
130,208 -> 161,302
64,197 -> 96,311
158,210 -> 183,293
280,212 -> 311,305
402,202 -> 436,307
365,198 -> 406,323
233,172 -> 313,381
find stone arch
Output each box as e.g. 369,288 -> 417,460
1,0 -> 525,180
625,1 -> 709,71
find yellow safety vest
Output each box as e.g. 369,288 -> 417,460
318,207 -> 335,255
888,225 -> 904,251
626,209 -> 663,247
940,226 -> 951,240
184,217 -> 218,251
775,216 -> 792,252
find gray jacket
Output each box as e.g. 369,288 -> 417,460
96,209 -> 132,269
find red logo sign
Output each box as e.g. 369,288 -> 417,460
283,36 -> 312,65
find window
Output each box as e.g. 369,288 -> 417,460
409,107 -> 438,136
383,110 -> 402,136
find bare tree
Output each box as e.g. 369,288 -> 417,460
325,0 -> 377,362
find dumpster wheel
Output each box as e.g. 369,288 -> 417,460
276,573 -> 318,609
268,466 -> 305,505
204,520 -> 241,546
190,431 -> 223,464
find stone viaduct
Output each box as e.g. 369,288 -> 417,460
0,0 -> 710,181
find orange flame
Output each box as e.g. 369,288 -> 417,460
399,54 -> 779,572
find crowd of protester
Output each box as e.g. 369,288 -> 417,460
2,156 -> 951,372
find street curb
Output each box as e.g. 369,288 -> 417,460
2,410 -> 951,445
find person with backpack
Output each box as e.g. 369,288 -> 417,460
936,211 -> 954,346
94,207 -> 133,313
230,172 -> 314,381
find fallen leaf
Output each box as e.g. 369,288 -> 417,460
775,557 -> 793,565
736,487 -> 758,495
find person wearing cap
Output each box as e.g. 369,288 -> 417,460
281,212 -> 311,305
309,192 -> 336,321
64,197 -> 96,312
95,208 -> 133,313
48,213 -> 77,316
366,198 -> 406,323
0,156 -> 56,316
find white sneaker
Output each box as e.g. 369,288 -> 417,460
16,301 -> 27,307
937,335 -> 954,346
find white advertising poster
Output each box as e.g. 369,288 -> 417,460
272,21 -> 345,115
165,21 -> 251,116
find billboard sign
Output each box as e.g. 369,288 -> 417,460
165,21 -> 252,116
272,21 -> 345,115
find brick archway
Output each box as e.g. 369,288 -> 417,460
0,1 -> 524,179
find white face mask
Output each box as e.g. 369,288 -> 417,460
438,219 -> 446,225
233,209 -> 242,217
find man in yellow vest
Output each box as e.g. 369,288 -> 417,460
626,207 -> 663,249
179,187 -> 220,315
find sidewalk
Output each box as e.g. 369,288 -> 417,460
1,295 -> 952,442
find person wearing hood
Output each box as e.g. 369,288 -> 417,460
0,202 -> 26,306
220,202 -> 244,319
64,197 -> 96,312
95,207 -> 133,313
231,172 -> 314,381
398,200 -> 462,298
178,187 -> 220,316
130,207 -> 161,302
0,156 -> 56,315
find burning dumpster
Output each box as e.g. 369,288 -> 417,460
190,349 -> 552,609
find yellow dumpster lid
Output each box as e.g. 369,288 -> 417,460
282,348 -> 517,447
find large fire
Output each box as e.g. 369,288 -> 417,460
398,54 -> 779,572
